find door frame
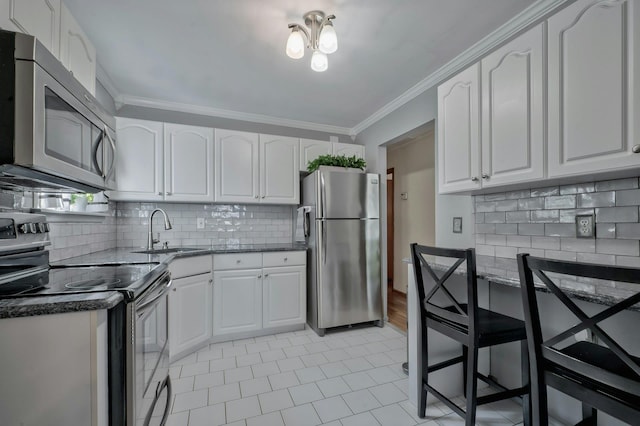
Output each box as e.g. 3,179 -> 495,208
386,168 -> 394,291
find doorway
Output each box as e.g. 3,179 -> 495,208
386,168 -> 407,331
385,129 -> 436,332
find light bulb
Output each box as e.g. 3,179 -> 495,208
286,29 -> 305,59
311,50 -> 328,72
318,23 -> 337,54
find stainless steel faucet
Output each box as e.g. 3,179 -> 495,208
147,208 -> 172,250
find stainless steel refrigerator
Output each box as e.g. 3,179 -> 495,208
302,169 -> 383,336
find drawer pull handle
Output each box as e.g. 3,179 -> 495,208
258,275 -> 262,278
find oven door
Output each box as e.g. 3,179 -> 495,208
131,273 -> 171,426
14,60 -> 116,190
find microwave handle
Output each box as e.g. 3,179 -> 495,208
104,126 -> 117,181
93,134 -> 105,178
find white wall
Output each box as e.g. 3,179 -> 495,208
387,132 -> 436,292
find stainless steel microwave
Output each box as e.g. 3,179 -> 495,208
0,30 -> 116,193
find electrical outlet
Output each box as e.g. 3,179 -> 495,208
575,214 -> 595,238
196,218 -> 205,229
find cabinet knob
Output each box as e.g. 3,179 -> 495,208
264,274 -> 269,277
158,192 -> 162,195
254,195 -> 259,199
284,257 -> 288,261
258,274 -> 262,278
209,279 -> 213,284
471,177 -> 479,182
481,174 -> 490,179
172,288 -> 176,292
236,259 -> 241,264
633,144 -> 640,154
261,196 -> 265,199
166,192 -> 172,196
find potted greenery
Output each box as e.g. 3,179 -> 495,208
307,154 -> 366,173
70,193 -> 93,212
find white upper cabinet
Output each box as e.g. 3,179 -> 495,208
215,130 -> 299,204
215,129 -> 260,203
300,139 -> 332,172
113,118 -> 164,201
0,0 -> 61,57
260,134 -> 299,204
164,124 -> 214,202
438,63 -> 481,193
481,23 -> 544,187
333,142 -> 365,158
59,3 -> 96,94
548,0 -> 640,177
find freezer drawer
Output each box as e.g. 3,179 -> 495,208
315,219 -> 382,329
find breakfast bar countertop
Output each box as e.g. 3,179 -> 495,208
402,255 -> 639,311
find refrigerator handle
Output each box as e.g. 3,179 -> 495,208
320,173 -> 326,218
321,220 -> 327,264
304,210 -> 310,238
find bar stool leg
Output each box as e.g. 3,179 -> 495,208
418,321 -> 429,418
462,345 -> 468,398
580,403 -> 597,425
465,345 -> 478,425
521,340 -> 531,426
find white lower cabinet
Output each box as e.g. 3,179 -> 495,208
168,255 -> 213,360
212,269 -> 263,335
263,266 -> 306,328
169,272 -> 213,357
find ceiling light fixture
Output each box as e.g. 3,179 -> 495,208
286,10 -> 337,72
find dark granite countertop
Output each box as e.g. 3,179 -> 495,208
51,243 -> 308,267
0,243 -> 307,319
0,292 -> 123,319
403,255 -> 639,312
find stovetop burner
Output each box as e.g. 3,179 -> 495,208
65,278 -> 123,290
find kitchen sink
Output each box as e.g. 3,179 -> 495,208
132,247 -> 203,255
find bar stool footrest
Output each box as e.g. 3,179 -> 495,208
424,383 -> 465,418
427,355 -> 464,373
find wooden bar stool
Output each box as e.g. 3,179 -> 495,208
518,254 -> 640,425
411,244 -> 531,425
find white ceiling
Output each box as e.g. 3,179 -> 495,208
65,0 -> 535,131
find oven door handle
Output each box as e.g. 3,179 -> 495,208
136,273 -> 172,316
143,375 -> 172,426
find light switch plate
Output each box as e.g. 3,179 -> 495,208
575,214 -> 595,238
196,218 -> 205,229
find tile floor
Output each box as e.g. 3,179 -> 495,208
165,324 -> 538,426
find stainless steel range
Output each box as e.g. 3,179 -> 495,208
0,212 -> 172,426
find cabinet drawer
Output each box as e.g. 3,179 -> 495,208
262,251 -> 306,267
214,253 -> 263,270
169,255 -> 212,279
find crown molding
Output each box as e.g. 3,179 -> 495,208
95,62 -> 121,101
117,94 -> 352,135
351,0 -> 571,135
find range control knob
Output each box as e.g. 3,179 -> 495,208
19,224 -> 28,234
29,223 -> 37,234
37,223 -> 47,233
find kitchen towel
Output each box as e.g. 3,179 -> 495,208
295,206 -> 311,242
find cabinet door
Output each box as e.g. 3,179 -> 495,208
212,269 -> 262,335
164,124 -> 214,202
481,23 -> 544,187
437,63 -> 481,193
59,4 -> 96,95
0,0 -> 61,57
333,142 -> 365,158
111,118 -> 163,201
263,266 -> 306,328
214,129 -> 259,203
169,273 -> 213,358
300,139 -> 332,171
260,134 -> 299,204
548,0 -> 640,177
